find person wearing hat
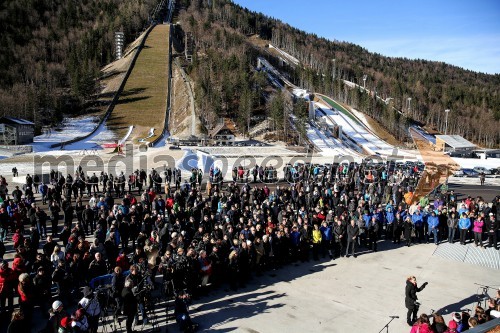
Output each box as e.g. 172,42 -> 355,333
71,308 -> 89,332
58,315 -> 73,333
45,300 -> 67,333
451,312 -> 465,332
78,286 -> 101,333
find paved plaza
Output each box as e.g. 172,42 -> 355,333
2,231 -> 498,333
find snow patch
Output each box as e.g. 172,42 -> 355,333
33,115 -> 116,152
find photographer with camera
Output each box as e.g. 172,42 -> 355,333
126,264 -> 151,326
78,286 -> 101,333
122,279 -> 138,333
173,247 -> 189,294
159,250 -> 176,298
405,276 -> 428,326
174,290 -> 198,332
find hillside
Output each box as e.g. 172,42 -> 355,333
107,24 -> 170,141
0,0 -> 160,130
0,0 -> 498,147
174,0 -> 499,147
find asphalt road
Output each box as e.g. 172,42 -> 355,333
447,183 -> 499,202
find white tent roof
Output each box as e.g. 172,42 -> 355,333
435,135 -> 476,149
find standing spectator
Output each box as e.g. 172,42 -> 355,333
7,309 -> 27,333
346,219 -> 359,258
333,219 -> 345,259
473,215 -> 484,247
447,212 -> 458,243
431,313 -> 448,333
0,260 -> 15,314
17,273 -> 34,323
39,182 -> 48,204
311,224 -> 322,260
52,259 -> 70,301
45,300 -> 67,333
78,286 -> 101,333
33,266 -> 52,317
410,313 -> 433,333
71,308 -> 89,332
427,211 -> 439,245
50,246 -> 65,268
49,201 -> 61,236
367,217 -> 379,252
111,266 -> 125,316
122,279 -> 138,333
458,213 -> 471,245
485,213 -> 498,249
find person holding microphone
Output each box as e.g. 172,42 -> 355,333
405,276 -> 428,326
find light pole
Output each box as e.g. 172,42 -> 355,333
444,109 -> 450,135
332,59 -> 336,97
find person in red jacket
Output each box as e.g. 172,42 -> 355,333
148,188 -> 156,203
115,250 -> 130,272
0,260 -> 15,313
12,229 -> 23,249
17,273 -> 34,323
166,196 -> 174,211
11,256 -> 26,281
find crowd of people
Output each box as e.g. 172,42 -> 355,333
0,160 -> 498,332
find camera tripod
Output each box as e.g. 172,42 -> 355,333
141,294 -> 160,332
95,288 -> 121,333
474,283 -> 495,309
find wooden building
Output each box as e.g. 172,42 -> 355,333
0,117 -> 35,145
208,123 -> 235,146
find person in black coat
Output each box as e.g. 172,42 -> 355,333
333,219 -> 345,258
174,291 -> 198,332
367,219 -> 379,252
405,276 -> 428,326
403,216 -> 413,247
122,280 -> 138,333
485,213 -> 498,249
393,213 -> 403,244
7,309 -> 27,333
346,219 -> 359,257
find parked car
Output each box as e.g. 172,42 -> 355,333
453,169 -> 465,177
169,145 -> 181,150
461,168 -> 479,177
473,166 -> 492,175
490,167 -> 500,175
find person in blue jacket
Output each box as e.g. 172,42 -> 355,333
362,211 -> 372,229
411,210 -> 424,243
458,212 -> 471,245
319,221 -> 333,259
426,210 -> 439,245
386,207 -> 395,242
